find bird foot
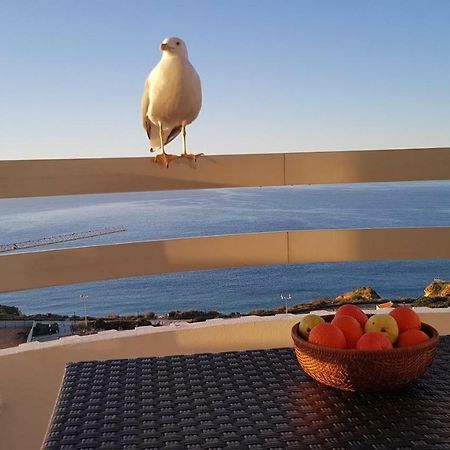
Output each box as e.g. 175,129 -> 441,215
153,153 -> 178,168
180,152 -> 204,162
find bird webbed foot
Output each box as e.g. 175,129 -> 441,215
153,152 -> 178,168
180,152 -> 204,162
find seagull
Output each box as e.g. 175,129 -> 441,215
141,37 -> 202,168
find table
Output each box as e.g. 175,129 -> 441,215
44,336 -> 450,449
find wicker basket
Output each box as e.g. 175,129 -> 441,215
291,314 -> 439,392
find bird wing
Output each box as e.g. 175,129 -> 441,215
141,77 -> 163,149
141,78 -> 152,139
165,126 -> 182,145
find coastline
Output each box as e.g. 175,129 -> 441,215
1,282 -> 448,327
0,282 -> 447,346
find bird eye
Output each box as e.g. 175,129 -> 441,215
176,41 -> 180,46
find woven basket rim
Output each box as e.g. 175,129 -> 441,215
292,314 -> 439,355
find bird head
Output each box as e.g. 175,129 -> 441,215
160,37 -> 188,58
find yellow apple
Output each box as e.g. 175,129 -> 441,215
364,314 -> 399,344
298,314 -> 325,339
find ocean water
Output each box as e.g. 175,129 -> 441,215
0,181 -> 449,316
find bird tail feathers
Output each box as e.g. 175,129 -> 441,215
146,120 -> 182,151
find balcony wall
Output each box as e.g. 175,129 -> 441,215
0,310 -> 450,450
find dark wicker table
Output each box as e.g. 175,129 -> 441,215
44,336 -> 450,450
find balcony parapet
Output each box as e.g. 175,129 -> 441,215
1,147 -> 449,199
1,227 -> 449,293
0,307 -> 449,450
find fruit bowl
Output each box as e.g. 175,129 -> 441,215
291,314 -> 439,392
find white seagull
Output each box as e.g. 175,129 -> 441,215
141,37 -> 202,168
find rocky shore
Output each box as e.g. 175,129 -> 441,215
1,281 -> 448,331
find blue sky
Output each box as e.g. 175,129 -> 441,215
1,0 -> 450,160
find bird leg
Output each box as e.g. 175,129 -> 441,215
153,122 -> 178,168
180,125 -> 203,162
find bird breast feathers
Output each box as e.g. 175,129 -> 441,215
148,59 -> 201,127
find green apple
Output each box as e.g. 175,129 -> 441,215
298,314 -> 325,339
364,314 -> 399,344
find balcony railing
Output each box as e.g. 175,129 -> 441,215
0,147 -> 449,293
1,147 -> 449,198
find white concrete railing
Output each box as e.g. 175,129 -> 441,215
26,321 -> 36,342
0,227 -> 449,293
1,148 -> 449,198
0,309 -> 449,450
0,148 -> 449,294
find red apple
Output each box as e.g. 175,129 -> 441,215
356,332 -> 393,350
335,304 -> 368,328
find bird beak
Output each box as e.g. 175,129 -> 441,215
160,42 -> 168,51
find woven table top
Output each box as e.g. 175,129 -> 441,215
44,336 -> 450,450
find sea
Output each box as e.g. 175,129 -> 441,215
0,181 -> 449,317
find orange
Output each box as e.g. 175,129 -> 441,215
397,329 -> 429,348
331,315 -> 363,348
308,323 -> 347,349
389,307 -> 421,333
335,304 -> 368,328
356,332 -> 393,350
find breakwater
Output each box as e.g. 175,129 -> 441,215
0,226 -> 126,253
